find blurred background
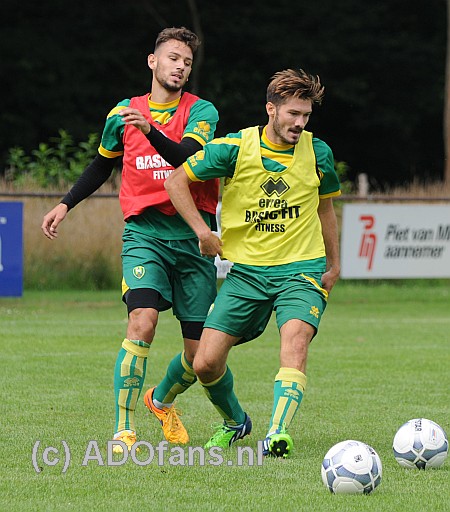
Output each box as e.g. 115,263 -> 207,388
1,0 -> 449,291
0,0 -> 447,189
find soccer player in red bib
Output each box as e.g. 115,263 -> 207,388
42,27 -> 219,451
165,69 -> 341,458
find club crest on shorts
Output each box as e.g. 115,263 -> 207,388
133,266 -> 145,279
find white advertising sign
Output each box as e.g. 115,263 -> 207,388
340,204 -> 450,278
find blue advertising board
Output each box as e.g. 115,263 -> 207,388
0,202 -> 23,297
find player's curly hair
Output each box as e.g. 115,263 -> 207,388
154,27 -> 201,54
267,69 -> 324,106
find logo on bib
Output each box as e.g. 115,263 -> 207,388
261,177 -> 290,197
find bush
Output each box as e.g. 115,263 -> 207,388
5,130 -> 99,188
334,160 -> 353,194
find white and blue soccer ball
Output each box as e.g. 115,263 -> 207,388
321,440 -> 382,494
393,418 -> 448,469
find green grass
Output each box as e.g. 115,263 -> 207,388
0,282 -> 449,511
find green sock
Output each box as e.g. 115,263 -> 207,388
153,351 -> 197,405
268,367 -> 307,435
200,366 -> 246,426
114,338 -> 150,433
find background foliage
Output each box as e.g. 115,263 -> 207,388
0,0 -> 446,188
6,130 -> 99,187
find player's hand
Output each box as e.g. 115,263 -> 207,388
321,267 -> 340,293
41,203 -> 69,240
198,232 -> 223,258
119,108 -> 151,135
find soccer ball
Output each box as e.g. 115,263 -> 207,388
393,418 -> 448,469
321,440 -> 382,494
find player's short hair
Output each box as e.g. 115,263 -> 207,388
154,27 -> 201,54
266,69 -> 324,106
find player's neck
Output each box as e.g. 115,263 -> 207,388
263,125 -> 294,149
150,82 -> 182,104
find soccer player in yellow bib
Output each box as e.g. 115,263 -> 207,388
164,69 -> 341,458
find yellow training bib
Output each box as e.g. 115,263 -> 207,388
221,126 -> 325,265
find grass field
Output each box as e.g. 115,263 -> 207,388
1,281 -> 449,511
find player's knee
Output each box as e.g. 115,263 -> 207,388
128,308 -> 158,342
183,345 -> 197,365
193,355 -> 221,382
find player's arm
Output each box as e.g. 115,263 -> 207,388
317,197 -> 340,292
118,111 -> 203,167
165,132 -> 238,254
164,166 -> 222,257
119,99 -> 218,167
314,138 -> 341,199
146,127 -> 202,167
119,108 -> 201,167
42,103 -> 125,240
61,154 -> 117,209
41,154 -> 117,239
314,139 -> 340,291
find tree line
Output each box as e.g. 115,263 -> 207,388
1,0 -> 446,188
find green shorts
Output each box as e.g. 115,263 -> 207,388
122,230 -> 217,322
204,266 -> 328,343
